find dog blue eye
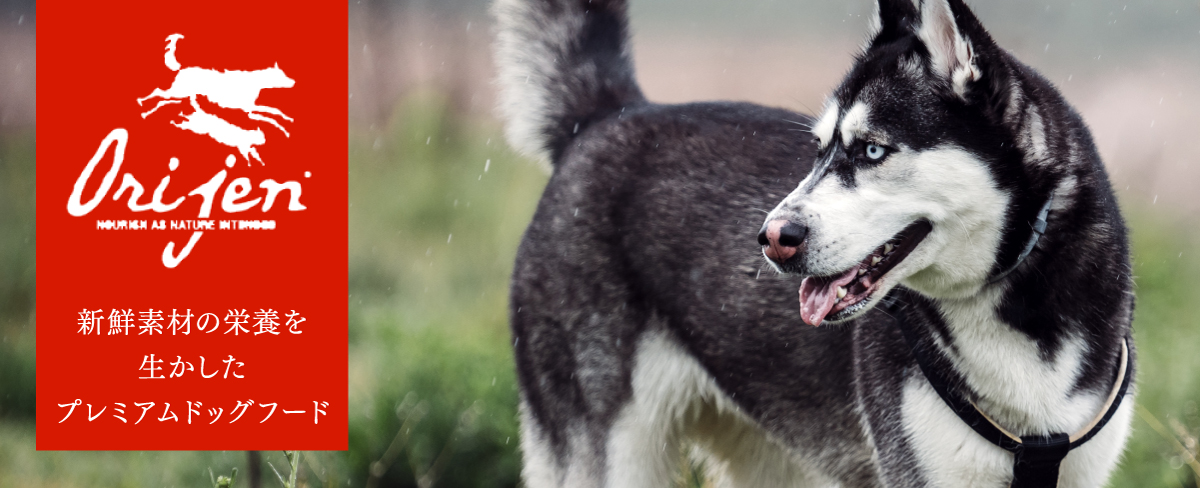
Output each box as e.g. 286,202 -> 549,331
865,144 -> 886,160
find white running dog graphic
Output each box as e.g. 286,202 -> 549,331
137,34 -> 295,164
172,96 -> 267,163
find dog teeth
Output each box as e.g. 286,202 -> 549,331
836,286 -> 847,299
857,268 -> 867,276
884,243 -> 894,254
871,256 -> 882,266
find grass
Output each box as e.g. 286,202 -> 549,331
1108,206 -> 1200,488
1,92 -> 1199,486
342,92 -> 542,488
0,127 -> 35,422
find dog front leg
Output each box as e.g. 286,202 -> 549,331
140,98 -> 181,119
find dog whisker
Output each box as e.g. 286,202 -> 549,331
782,119 -> 813,129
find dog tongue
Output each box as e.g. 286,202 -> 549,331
799,266 -> 861,327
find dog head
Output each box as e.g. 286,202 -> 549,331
761,0 -> 1045,326
260,64 -> 297,89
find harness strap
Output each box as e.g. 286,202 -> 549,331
884,298 -> 1133,488
1011,433 -> 1070,488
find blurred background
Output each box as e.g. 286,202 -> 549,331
2,0 -> 1200,486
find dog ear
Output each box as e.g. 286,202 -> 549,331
916,0 -> 981,97
868,0 -> 920,42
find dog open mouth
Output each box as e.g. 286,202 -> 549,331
799,220 -> 932,326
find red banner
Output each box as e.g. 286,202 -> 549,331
36,1 -> 348,450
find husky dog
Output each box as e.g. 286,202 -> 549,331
495,0 -> 1135,486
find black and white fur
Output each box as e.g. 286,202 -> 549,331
495,0 -> 1135,486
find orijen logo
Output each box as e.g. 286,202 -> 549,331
66,34 -> 306,268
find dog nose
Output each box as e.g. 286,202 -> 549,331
758,219 -> 807,263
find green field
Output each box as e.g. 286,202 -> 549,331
1,94 -> 1198,487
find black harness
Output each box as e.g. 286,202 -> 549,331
882,195 -> 1134,487
886,299 -> 1132,487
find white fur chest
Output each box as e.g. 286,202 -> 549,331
896,288 -> 1135,487
936,288 -> 1098,433
900,377 -> 1133,488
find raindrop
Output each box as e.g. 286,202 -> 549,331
1170,455 -> 1184,470
426,137 -> 431,145
485,159 -> 491,172
447,234 -> 453,244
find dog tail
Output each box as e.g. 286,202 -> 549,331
494,0 -> 645,168
164,34 -> 184,71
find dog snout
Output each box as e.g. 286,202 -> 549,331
758,219 -> 808,263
